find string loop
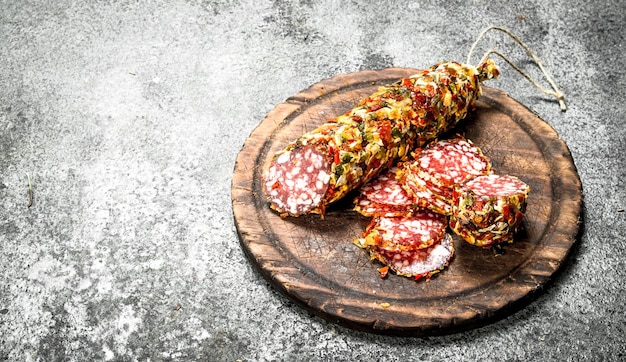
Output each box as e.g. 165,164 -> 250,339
467,26 -> 566,112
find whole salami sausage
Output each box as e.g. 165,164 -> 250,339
449,174 -> 530,247
263,60 -> 500,217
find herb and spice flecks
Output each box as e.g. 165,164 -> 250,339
449,174 -> 530,247
263,60 -> 499,217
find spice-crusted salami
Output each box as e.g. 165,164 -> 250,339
263,61 -> 500,217
353,167 -> 416,217
450,174 -> 530,247
399,136 -> 492,215
368,234 -> 455,280
355,211 -> 448,251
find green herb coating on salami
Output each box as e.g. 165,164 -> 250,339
450,174 -> 530,247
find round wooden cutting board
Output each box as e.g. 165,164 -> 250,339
231,68 -> 583,336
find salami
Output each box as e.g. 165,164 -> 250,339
353,196 -> 415,218
263,144 -> 331,216
368,234 -> 455,280
354,211 -> 448,251
398,170 -> 452,215
449,174 -> 530,247
353,167 -> 416,217
263,61 -> 500,217
399,136 -> 491,215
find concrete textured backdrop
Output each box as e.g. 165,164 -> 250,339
1,0 -> 625,361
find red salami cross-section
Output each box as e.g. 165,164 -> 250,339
353,167 -> 417,217
263,145 -> 331,216
355,211 -> 448,251
368,234 -> 455,280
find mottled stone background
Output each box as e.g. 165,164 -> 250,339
1,0 -> 624,360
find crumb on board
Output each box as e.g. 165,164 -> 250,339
377,266 -> 389,278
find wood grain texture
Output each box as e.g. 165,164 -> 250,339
231,68 -> 583,336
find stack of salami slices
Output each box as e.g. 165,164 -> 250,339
399,137 -> 492,215
354,135 -> 530,280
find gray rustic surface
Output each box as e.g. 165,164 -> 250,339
1,0 -> 624,360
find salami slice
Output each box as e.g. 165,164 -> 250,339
368,234 -> 455,280
399,170 -> 452,215
353,196 -> 415,217
359,167 -> 413,206
353,167 -> 416,217
399,137 -> 491,215
354,211 -> 448,251
413,137 -> 492,188
450,174 -> 530,247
